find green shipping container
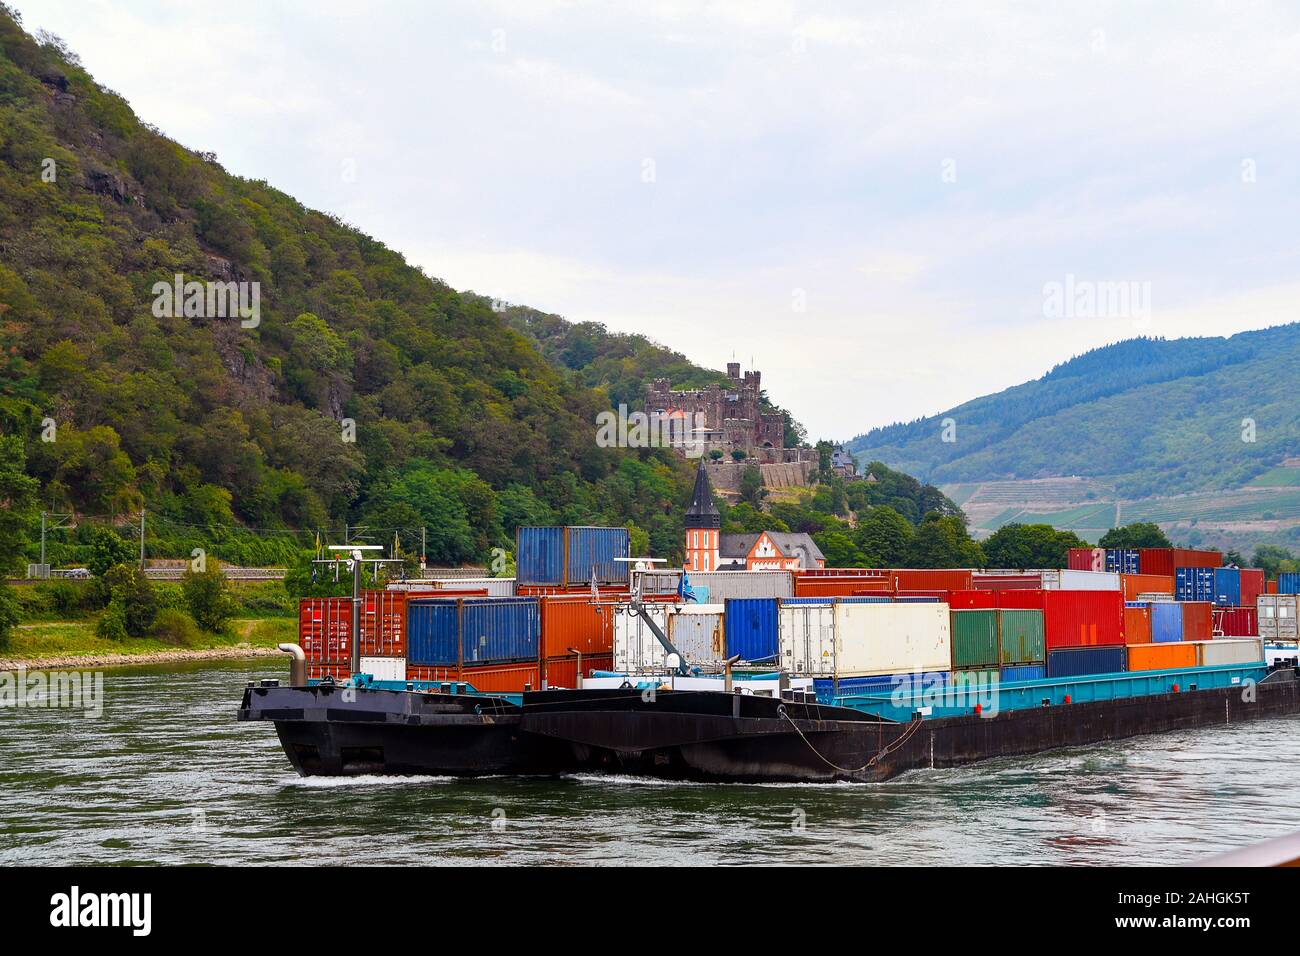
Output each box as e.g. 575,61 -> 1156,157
951,610 -> 999,669
998,609 -> 1045,664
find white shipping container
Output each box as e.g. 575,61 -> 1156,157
1257,595 -> 1298,641
667,604 -> 725,663
685,570 -> 793,601
1193,639 -> 1265,667
832,603 -> 952,677
778,603 -> 837,676
359,656 -> 405,681
614,603 -> 676,672
1041,569 -> 1121,591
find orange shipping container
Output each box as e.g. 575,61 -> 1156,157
542,653 -> 614,688
539,595 -> 614,658
307,661 -> 350,682
1182,601 -> 1213,641
1267,580 -> 1278,594
1121,574 -> 1175,602
795,577 -> 891,597
1124,604 -> 1152,644
404,662 -> 541,692
1127,642 -> 1197,671
299,597 -> 352,664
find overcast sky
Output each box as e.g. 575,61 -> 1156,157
16,1 -> 1300,440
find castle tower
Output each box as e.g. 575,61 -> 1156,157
683,460 -> 720,572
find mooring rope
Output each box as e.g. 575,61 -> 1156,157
777,705 -> 924,776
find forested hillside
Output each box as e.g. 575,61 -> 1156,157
848,325 -> 1300,498
0,10 -> 699,569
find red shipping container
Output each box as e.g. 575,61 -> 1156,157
542,653 -> 614,688
796,577 -> 891,597
299,598 -> 352,664
890,569 -> 974,591
1267,579 -> 1278,595
1124,604 -> 1152,644
518,584 -> 631,597
1182,601 -> 1213,641
405,664 -> 460,684
404,662 -> 541,692
944,590 -> 997,609
539,595 -> 614,658
359,589 -> 421,657
1137,548 -> 1222,577
1239,569 -> 1265,608
1121,574 -> 1175,602
795,568 -> 891,580
995,589 -> 1124,649
1067,548 -> 1105,572
972,573 -> 1044,591
1215,606 -> 1258,637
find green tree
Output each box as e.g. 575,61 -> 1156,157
86,525 -> 137,577
0,436 -> 38,575
100,564 -> 157,637
0,581 -> 20,651
905,513 -> 984,568
182,560 -> 234,632
983,523 -> 1086,569
1098,522 -> 1172,549
1252,545 -> 1295,578
738,464 -> 765,507
853,507 -> 913,566
813,530 -> 863,567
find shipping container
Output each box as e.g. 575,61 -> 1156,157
299,597 -> 352,664
1150,601 -> 1183,643
1139,548 -> 1222,577
833,603 -> 952,677
1279,572 -> 1300,595
1215,606 -> 1258,637
1213,567 -> 1241,607
795,568 -> 892,580
307,661 -> 350,682
1126,642 -> 1197,671
951,610 -> 999,669
1121,574 -> 1175,602
944,590 -> 997,609
460,663 -> 540,693
889,569 -> 974,591
1240,569 -> 1265,609
613,603 -> 675,672
1124,603 -> 1152,644
690,570 -> 794,601
793,575 -> 889,598
1106,549 -> 1141,574
668,604 -> 726,662
1000,664 -> 1046,682
538,595 -> 614,659
542,653 -> 614,689
1046,646 -> 1127,678
725,598 -> 780,661
360,590 -> 413,657
515,526 -> 630,587
994,590 -> 1125,649
406,598 -> 540,666
971,572 -> 1044,591
998,609 -> 1046,663
1175,566 -> 1216,602
1067,547 -> 1104,572
416,578 -> 515,597
1257,595 -> 1298,641
1042,569 -> 1122,591
1267,579 -> 1278,594
891,593 -> 943,602
1182,601 -> 1213,641
1194,638 -> 1265,667
358,656 -> 405,681
778,602 -> 836,675
813,671 -> 950,699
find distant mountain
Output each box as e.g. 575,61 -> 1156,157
847,325 -> 1300,551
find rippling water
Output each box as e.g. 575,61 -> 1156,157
3,660 -> 1299,865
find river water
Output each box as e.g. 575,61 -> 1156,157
2,659 -> 1299,866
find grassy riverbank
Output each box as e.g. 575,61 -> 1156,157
0,617 -> 296,668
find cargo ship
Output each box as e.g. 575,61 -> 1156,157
239,537 -> 1300,784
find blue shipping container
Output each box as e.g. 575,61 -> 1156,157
813,672 -> 948,704
407,598 -> 539,666
1280,572 -> 1300,595
1175,566 -> 1215,602
1213,567 -> 1241,607
1046,646 -> 1127,679
1151,601 -> 1184,643
516,527 -> 565,586
1000,664 -> 1047,682
724,598 -> 779,661
1105,549 -> 1140,574
565,526 -> 630,586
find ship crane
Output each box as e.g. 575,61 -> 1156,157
616,557 -> 690,676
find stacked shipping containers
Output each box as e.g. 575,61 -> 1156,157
538,595 -> 614,688
994,589 -> 1125,678
516,526 -> 630,588
406,597 -> 542,691
1258,595 -> 1298,641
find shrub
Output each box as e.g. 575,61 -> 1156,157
100,564 -> 157,637
182,561 -> 234,632
0,582 -> 19,651
96,603 -> 128,641
86,526 -> 137,577
150,608 -> 201,646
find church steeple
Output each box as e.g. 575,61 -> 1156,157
684,460 -> 720,529
683,461 -> 720,572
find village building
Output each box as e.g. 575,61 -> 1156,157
683,462 -> 825,571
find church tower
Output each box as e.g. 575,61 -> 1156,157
684,460 -> 720,572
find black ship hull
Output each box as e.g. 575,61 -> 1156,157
239,669 -> 1300,783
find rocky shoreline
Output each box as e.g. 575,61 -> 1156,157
0,644 -> 286,671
